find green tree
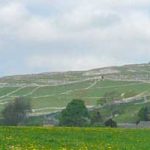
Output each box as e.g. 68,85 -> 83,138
138,107 -> 149,121
2,97 -> 31,126
90,109 -> 103,125
59,99 -> 90,127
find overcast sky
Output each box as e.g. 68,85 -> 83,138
0,0 -> 150,76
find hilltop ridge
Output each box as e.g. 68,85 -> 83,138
0,63 -> 150,87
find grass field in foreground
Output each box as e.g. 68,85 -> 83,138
1,127 -> 150,150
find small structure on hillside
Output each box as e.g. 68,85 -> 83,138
118,123 -> 137,128
137,121 -> 150,128
43,114 -> 59,126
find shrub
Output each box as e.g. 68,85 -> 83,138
104,119 -> 117,128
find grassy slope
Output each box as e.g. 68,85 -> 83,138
0,63 -> 150,122
100,100 -> 150,123
1,127 -> 150,150
0,79 -> 149,123
0,80 -> 149,109
21,80 -> 150,109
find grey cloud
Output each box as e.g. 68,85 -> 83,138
0,0 -> 150,76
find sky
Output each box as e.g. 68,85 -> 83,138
0,0 -> 150,76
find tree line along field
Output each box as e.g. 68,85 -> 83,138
0,127 -> 150,150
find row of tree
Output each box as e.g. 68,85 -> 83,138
1,97 -> 148,126
1,97 -> 117,127
59,99 -> 117,127
138,106 -> 149,121
2,97 -> 31,125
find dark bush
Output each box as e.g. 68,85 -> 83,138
105,118 -> 117,128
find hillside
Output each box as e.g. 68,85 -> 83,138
0,63 -> 150,122
1,63 -> 150,86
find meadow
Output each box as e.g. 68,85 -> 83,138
0,79 -> 149,125
0,79 -> 150,123
0,80 -> 149,112
0,127 -> 150,150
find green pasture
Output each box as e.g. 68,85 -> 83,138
1,127 -> 150,150
0,80 -> 149,114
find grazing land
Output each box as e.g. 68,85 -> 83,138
1,127 -> 150,150
0,63 -> 150,122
